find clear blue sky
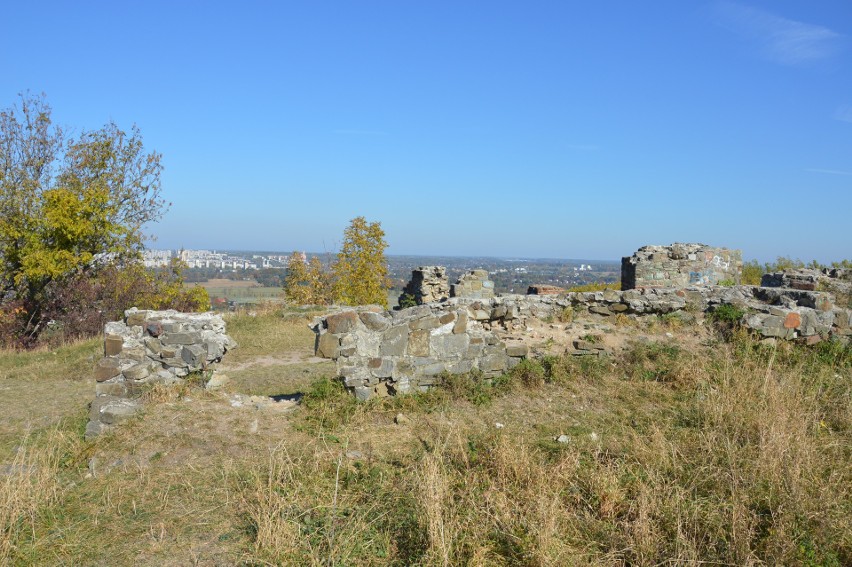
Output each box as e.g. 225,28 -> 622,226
2,1 -> 850,262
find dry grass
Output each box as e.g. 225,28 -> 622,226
0,429 -> 79,564
0,309 -> 848,565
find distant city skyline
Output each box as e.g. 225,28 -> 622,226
3,1 -> 850,263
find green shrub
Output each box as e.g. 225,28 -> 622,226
299,377 -> 359,433
709,303 -> 745,325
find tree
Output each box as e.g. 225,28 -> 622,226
284,252 -> 334,305
333,217 -> 390,308
284,252 -> 311,304
0,93 -> 166,341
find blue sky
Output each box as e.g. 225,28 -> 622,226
2,1 -> 850,262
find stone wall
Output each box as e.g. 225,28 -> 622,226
763,268 -> 852,293
451,269 -> 495,299
399,266 -> 450,305
622,243 -> 742,290
314,285 -> 851,400
313,304 -> 529,400
87,308 -> 236,437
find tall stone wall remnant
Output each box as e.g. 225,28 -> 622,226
399,266 -> 450,305
451,269 -> 495,299
87,308 -> 237,437
622,243 -> 742,290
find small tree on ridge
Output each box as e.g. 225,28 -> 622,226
333,217 -> 390,308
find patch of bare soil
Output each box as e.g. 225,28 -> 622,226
218,353 -> 327,372
497,313 -> 713,357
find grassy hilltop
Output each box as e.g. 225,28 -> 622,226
1,305 -> 850,566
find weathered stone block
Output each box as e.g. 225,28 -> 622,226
104,334 -> 123,356
96,381 -> 128,397
125,311 -> 147,327
317,333 -> 341,358
144,337 -> 163,354
380,326 -> 409,356
123,362 -> 155,382
472,309 -> 490,321
123,347 -> 147,361
95,358 -> 121,382
160,345 -> 179,358
506,344 -> 529,357
206,340 -> 225,359
94,398 -> 141,425
369,358 -> 394,378
431,333 -> 469,357
161,322 -> 182,333
453,311 -> 468,334
161,332 -> 202,345
326,311 -> 358,334
353,386 -> 373,401
417,362 -> 447,376
359,311 -> 390,332
448,359 -> 475,374
479,354 -> 508,372
410,316 -> 440,331
408,329 -> 430,357
160,356 -> 188,369
589,305 -> 611,316
181,344 -> 207,368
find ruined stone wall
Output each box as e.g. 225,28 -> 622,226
88,308 -> 236,437
315,286 -> 850,400
622,243 -> 742,290
313,304 -> 529,400
399,266 -> 450,305
451,269 -> 495,299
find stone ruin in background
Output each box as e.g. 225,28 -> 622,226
399,266 -> 495,306
315,243 -> 850,400
88,309 -> 236,437
451,269 -> 495,299
399,266 -> 450,305
622,243 -> 743,289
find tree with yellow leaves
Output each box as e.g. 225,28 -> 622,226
0,93 -> 187,345
284,252 -> 334,305
333,217 -> 390,308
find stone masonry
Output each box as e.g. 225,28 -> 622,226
622,243 -> 742,290
313,303 -> 528,400
399,266 -> 450,305
451,269 -> 495,299
87,308 -> 237,437
315,285 -> 851,400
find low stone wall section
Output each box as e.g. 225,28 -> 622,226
622,243 -> 742,289
313,304 -> 529,400
315,285 -> 851,399
87,308 -> 237,437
